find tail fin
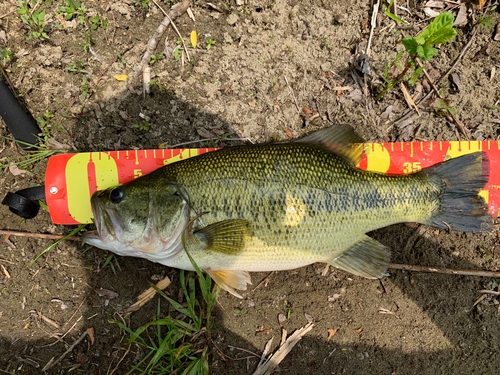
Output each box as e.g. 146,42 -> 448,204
421,152 -> 491,232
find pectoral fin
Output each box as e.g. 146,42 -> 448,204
194,219 -> 250,255
206,269 -> 252,298
327,235 -> 390,279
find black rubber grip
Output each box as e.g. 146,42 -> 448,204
2,186 -> 46,219
0,79 -> 41,150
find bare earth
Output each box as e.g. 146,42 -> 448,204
1,0 -> 500,373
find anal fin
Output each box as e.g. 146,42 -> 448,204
327,236 -> 390,279
206,269 -> 252,298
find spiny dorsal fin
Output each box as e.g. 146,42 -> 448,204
297,124 -> 365,165
327,235 -> 390,279
206,269 -> 252,298
194,220 -> 250,255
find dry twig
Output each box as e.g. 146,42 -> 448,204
253,323 -> 314,375
133,0 -> 191,77
42,330 -> 89,371
389,263 -> 500,278
0,230 -> 80,241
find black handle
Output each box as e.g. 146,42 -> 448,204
0,79 -> 41,150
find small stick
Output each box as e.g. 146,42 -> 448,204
366,0 -> 381,56
252,271 -> 275,292
0,9 -> 17,19
284,75 -> 300,113
417,60 -> 470,138
133,0 -> 191,77
109,344 -> 131,375
227,345 -> 261,358
0,230 -> 80,241
389,263 -> 500,278
42,331 -> 88,371
152,0 -> 191,62
160,137 -> 253,149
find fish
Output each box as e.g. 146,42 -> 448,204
82,125 -> 492,297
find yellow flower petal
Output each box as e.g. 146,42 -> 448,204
114,75 -> 128,81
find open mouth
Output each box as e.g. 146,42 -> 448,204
82,193 -> 115,245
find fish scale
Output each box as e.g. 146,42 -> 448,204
155,143 -> 442,271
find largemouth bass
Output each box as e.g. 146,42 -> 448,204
83,125 -> 492,297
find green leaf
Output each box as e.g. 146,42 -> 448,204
384,10 -> 407,24
416,12 -> 456,47
401,37 -> 418,55
417,45 -> 438,61
38,9 -> 45,22
17,8 -> 28,14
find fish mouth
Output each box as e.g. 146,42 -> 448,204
82,193 -> 120,246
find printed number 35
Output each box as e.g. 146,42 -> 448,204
403,162 -> 421,174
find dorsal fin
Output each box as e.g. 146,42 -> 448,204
296,124 -> 365,165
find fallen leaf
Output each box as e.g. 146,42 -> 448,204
86,327 -> 95,345
355,328 -> 363,333
114,74 -> 128,81
453,4 -> 467,26
284,129 -> 293,138
196,128 -> 213,138
302,108 -> 313,115
328,293 -> 342,302
423,7 -> 440,18
327,328 -> 337,341
96,288 -> 119,299
424,1 -> 445,8
8,164 -> 26,176
190,30 -> 197,48
278,313 -> 287,324
304,313 -> 314,323
478,0 -> 487,9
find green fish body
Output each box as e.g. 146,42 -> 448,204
83,125 -> 491,297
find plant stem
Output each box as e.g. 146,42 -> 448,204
376,58 -> 414,101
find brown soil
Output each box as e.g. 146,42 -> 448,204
1,0 -> 500,373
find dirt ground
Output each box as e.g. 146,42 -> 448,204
1,0 -> 500,373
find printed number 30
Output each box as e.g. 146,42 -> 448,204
403,162 -> 421,174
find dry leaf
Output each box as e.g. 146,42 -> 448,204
423,7 -> 440,17
114,74 -> 128,81
302,108 -> 313,115
86,327 -> 95,345
304,313 -> 314,323
190,30 -> 197,48
355,328 -> 363,333
453,4 -> 468,27
196,128 -> 213,138
278,313 -> 287,324
96,288 -> 119,299
478,0 -> 487,9
327,328 -> 337,341
8,164 -> 27,176
284,129 -> 293,138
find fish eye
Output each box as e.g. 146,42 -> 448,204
109,188 -> 124,203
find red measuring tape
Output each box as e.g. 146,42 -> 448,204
45,141 -> 500,225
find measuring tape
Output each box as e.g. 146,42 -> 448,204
45,141 -> 500,225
